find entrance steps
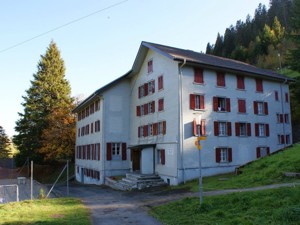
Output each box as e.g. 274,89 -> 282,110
106,173 -> 167,191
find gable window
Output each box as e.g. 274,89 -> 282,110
255,123 -> 269,137
253,101 -> 268,115
275,91 -> 279,101
194,68 -> 204,84
190,94 -> 205,110
255,78 -> 263,92
147,59 -> 153,73
157,149 -> 165,165
216,72 -> 225,87
256,147 -> 270,158
235,122 -> 251,136
106,143 -> 127,161
238,99 -> 246,113
158,98 -> 164,111
216,147 -> 232,163
236,75 -> 245,90
213,97 -> 230,112
214,121 -> 231,136
158,75 -> 164,90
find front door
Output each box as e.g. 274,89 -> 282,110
131,149 -> 141,171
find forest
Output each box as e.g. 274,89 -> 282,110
206,0 -> 300,142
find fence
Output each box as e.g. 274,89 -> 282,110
0,184 -> 19,203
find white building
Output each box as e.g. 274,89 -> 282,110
73,41 -> 293,186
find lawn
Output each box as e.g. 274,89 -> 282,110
174,144 -> 300,192
150,186 -> 300,225
0,198 -> 91,225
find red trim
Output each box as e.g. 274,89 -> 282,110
265,124 -> 269,136
247,123 -> 251,136
201,120 -> 206,136
226,98 -> 231,112
161,149 -> 165,165
200,95 -> 205,110
254,101 -> 258,114
106,143 -> 112,161
227,122 -> 232,136
122,143 -> 127,160
190,94 -> 195,110
264,102 -> 268,115
216,148 -> 221,162
213,97 -> 218,111
214,121 -> 219,136
194,68 -> 204,83
256,147 -> 261,158
193,119 -> 197,136
228,148 -> 232,162
235,123 -> 240,136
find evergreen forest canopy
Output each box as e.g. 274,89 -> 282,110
206,0 -> 300,142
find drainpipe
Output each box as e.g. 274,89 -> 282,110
178,59 -> 186,183
100,96 -> 106,184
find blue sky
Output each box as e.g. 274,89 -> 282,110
0,0 -> 270,137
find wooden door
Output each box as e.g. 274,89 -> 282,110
131,149 -> 141,171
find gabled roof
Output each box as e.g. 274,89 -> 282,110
140,41 -> 292,82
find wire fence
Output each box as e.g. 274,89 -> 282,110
0,184 -> 19,203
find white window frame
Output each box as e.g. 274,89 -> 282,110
257,102 -> 264,115
219,122 -> 227,136
239,123 -> 247,136
220,148 -> 228,163
158,122 -> 163,135
218,97 -> 226,112
258,124 -> 265,137
112,143 -> 121,160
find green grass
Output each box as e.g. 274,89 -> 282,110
282,68 -> 300,78
150,186 -> 300,225
0,198 -> 91,225
173,144 -> 300,192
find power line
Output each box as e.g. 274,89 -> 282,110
0,0 -> 129,53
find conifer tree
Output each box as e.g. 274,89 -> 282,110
13,41 -> 73,164
0,126 -> 10,158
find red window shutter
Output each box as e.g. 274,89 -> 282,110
265,124 -> 269,136
158,76 -> 163,90
237,75 -> 245,89
267,147 -> 270,155
144,83 -> 148,96
138,126 -> 140,138
256,147 -> 261,158
193,119 -> 197,136
235,123 -> 240,136
136,106 -> 140,116
253,101 -> 258,114
226,98 -> 231,112
98,144 -> 100,160
161,149 -> 165,165
256,78 -> 263,92
238,99 -> 246,113
200,95 -> 205,110
285,93 -> 289,102
201,120 -> 206,136
106,143 -> 112,161
144,125 -> 148,137
163,121 -> 166,135
190,94 -> 195,110
144,103 -> 148,115
122,143 -> 127,160
247,123 -> 251,136
280,114 -> 283,123
194,68 -> 204,83
153,123 -> 158,135
213,97 -> 218,111
281,135 -> 285,144
216,148 -> 221,162
227,122 -> 232,136
275,91 -> 279,101
255,123 -> 259,136
228,148 -> 232,162
214,121 -> 219,136
264,102 -> 268,115
217,72 -> 225,86
158,99 -> 163,111
152,101 -> 155,113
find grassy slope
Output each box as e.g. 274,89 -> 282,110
0,198 -> 91,225
175,144 -> 300,192
151,145 -> 300,225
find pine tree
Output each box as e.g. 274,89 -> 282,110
13,41 -> 72,164
289,0 -> 300,71
0,126 -> 10,158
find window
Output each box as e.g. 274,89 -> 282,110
81,127 -> 84,136
256,78 -> 263,92
285,114 -> 289,123
82,110 -> 85,119
158,75 -> 164,90
85,107 -> 90,117
78,112 -> 82,121
157,149 -> 165,165
90,103 -> 95,114
216,148 -> 232,163
106,143 -> 126,161
276,113 -> 284,123
190,94 -> 205,110
91,122 -> 94,134
78,128 -> 80,137
138,85 -> 144,98
238,99 -> 246,113
213,97 -> 230,112
158,98 -> 164,111
256,147 -> 270,158
236,75 -> 245,90
235,122 -> 251,136
286,134 -> 291,144
193,119 -> 206,136
216,72 -> 225,87
158,121 -> 166,135
147,59 -> 153,73
138,126 -> 144,138
95,120 -> 100,132
95,100 -> 100,111
285,93 -> 289,102
149,124 -> 153,136
194,68 -> 204,84
278,134 -> 285,145
214,121 -> 231,136
85,124 -> 89,135
148,80 -> 155,94
255,123 -> 269,137
253,101 -> 268,115
275,91 -> 279,101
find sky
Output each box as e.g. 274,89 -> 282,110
0,0 -> 270,137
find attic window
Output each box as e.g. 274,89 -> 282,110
148,59 -> 153,73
